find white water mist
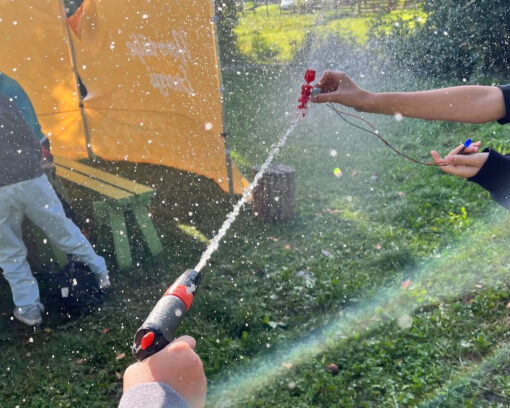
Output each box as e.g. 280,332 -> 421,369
194,118 -> 300,273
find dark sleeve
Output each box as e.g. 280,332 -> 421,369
468,148 -> 510,209
497,84 -> 510,125
1,75 -> 46,143
119,383 -> 190,408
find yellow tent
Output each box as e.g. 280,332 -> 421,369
0,0 -> 247,194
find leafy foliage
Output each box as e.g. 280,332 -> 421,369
372,0 -> 510,79
251,31 -> 281,62
215,0 -> 241,64
235,5 -> 425,63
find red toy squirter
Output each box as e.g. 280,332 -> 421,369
298,69 -> 316,117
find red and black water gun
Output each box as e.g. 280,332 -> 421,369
132,269 -> 201,361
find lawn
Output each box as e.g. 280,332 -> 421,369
235,4 -> 426,63
1,67 -> 510,407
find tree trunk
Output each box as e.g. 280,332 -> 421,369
252,164 -> 296,223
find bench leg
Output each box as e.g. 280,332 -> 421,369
108,208 -> 133,271
132,205 -> 163,256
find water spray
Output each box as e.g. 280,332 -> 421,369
308,72 -> 453,167
132,72 -> 309,361
132,68 -> 460,361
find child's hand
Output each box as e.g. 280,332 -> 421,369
311,71 -> 372,110
430,141 -> 488,178
123,335 -> 207,408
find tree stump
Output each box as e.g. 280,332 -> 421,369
252,164 -> 296,223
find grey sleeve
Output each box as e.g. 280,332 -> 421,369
119,382 -> 191,408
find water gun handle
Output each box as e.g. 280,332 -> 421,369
132,269 -> 201,361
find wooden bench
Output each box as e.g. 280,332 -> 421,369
52,156 -> 163,271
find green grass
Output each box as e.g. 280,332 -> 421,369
1,64 -> 510,407
235,5 -> 426,63
235,4 -> 315,62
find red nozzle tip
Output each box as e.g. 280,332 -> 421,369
140,331 -> 155,350
304,69 -> 316,84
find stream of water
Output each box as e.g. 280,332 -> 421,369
194,117 -> 300,273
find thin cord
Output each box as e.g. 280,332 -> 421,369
325,102 -> 445,167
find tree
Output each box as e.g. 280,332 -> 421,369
215,0 -> 240,64
373,0 -> 510,79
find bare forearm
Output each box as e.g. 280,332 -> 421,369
363,86 -> 506,124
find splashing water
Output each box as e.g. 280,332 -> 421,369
194,118 -> 300,273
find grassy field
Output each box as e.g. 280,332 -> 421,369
235,4 -> 426,63
1,61 -> 509,407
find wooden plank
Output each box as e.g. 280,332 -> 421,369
54,156 -> 153,195
55,166 -> 132,201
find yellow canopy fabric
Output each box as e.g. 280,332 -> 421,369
0,0 -> 87,157
0,0 -> 247,193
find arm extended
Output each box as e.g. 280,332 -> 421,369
369,86 -> 505,123
311,71 -> 508,124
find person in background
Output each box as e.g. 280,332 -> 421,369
0,72 -> 47,145
120,335 -> 207,408
0,82 -> 110,327
311,71 -> 510,209
0,72 -> 57,167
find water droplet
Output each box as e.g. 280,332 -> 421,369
398,314 -> 413,329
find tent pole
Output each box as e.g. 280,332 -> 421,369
211,2 -> 235,202
221,132 -> 235,202
58,0 -> 94,159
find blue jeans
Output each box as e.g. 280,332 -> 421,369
0,175 -> 106,307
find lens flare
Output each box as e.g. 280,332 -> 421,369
209,211 -> 510,406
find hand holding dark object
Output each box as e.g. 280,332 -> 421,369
123,335 -> 207,408
430,141 -> 489,179
310,70 -> 372,111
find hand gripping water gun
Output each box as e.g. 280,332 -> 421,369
132,269 -> 201,361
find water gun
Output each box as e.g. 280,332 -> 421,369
132,269 -> 201,361
298,69 -> 316,117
